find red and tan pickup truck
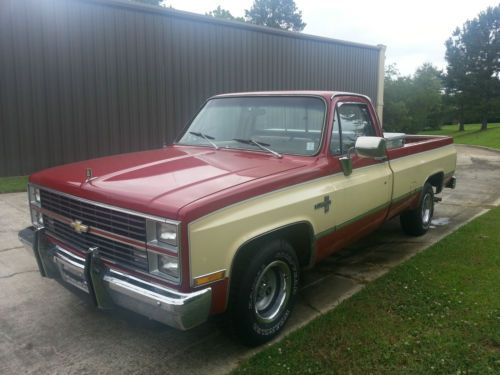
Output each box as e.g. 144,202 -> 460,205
19,91 -> 456,345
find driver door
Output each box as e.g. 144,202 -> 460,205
317,100 -> 392,258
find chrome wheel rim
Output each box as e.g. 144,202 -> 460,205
254,260 -> 291,324
421,192 -> 433,226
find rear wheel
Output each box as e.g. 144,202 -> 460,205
230,239 -> 299,346
400,182 -> 434,236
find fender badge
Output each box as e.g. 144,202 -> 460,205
314,195 -> 332,214
70,220 -> 89,234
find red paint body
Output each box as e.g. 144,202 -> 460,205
30,91 -> 453,309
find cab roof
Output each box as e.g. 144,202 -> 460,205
212,91 -> 372,102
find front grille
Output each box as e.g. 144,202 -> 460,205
40,189 -> 146,241
44,215 -> 149,272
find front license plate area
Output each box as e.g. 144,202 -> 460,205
58,263 -> 89,293
54,246 -> 90,293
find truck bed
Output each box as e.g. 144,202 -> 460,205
387,135 -> 454,159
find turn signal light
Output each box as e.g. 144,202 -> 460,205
193,270 -> 226,287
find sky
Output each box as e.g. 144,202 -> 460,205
164,0 -> 499,76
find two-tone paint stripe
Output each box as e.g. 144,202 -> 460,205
315,187 -> 423,240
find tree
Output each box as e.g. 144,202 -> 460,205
245,0 -> 306,31
410,64 -> 445,130
131,0 -> 162,6
383,63 -> 444,134
445,5 -> 500,131
206,6 -> 244,22
383,65 -> 413,133
444,31 -> 471,131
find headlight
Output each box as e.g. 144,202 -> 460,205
157,253 -> 179,278
147,251 -> 180,281
147,219 -> 179,248
28,185 -> 41,206
156,222 -> 178,246
146,218 -> 181,282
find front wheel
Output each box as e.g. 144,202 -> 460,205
400,182 -> 434,236
230,239 -> 299,346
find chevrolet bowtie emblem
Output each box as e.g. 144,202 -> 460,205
70,220 -> 89,234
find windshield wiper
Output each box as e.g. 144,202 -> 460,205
189,131 -> 219,150
232,138 -> 282,158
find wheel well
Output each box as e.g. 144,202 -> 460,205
427,172 -> 444,194
230,222 -> 314,278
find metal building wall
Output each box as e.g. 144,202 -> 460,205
0,0 -> 384,177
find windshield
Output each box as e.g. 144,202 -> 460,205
177,96 -> 326,156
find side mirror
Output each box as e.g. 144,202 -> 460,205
339,137 -> 387,177
355,136 -> 387,160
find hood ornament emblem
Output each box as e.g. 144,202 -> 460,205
85,167 -> 97,183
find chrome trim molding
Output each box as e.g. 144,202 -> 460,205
104,269 -> 211,330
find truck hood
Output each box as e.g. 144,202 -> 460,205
30,146 -> 307,219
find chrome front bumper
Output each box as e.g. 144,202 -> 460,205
18,226 -> 211,330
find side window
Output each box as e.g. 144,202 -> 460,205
330,103 -> 375,155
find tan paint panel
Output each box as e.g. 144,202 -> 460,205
390,144 -> 456,200
330,162 -> 392,227
188,162 -> 390,281
188,144 -> 457,281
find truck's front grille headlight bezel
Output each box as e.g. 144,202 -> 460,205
146,219 -> 181,283
148,250 -> 180,280
156,222 -> 178,246
28,185 -> 41,206
28,184 -> 43,228
146,219 -> 180,250
30,206 -> 44,228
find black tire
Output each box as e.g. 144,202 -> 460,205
229,239 -> 299,346
400,182 -> 434,236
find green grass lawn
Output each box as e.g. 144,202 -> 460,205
420,123 -> 500,149
0,176 -> 28,193
233,207 -> 500,375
